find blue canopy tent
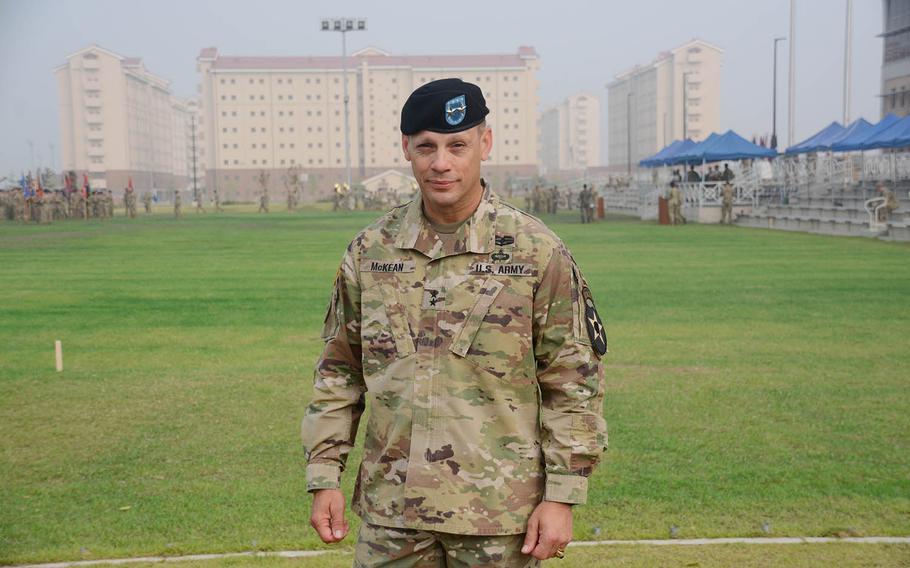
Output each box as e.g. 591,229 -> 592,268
821,118 -> 872,150
859,114 -> 910,149
669,132 -> 721,165
784,121 -> 845,155
639,139 -> 684,168
830,114 -> 899,151
656,139 -> 697,165
639,139 -> 697,167
670,130 -> 776,164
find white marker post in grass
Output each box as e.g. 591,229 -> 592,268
55,340 -> 63,372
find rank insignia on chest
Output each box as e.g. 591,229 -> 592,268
582,287 -> 607,357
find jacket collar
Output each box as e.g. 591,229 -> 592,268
395,186 -> 497,260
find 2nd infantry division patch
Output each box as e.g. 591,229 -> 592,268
582,287 -> 607,356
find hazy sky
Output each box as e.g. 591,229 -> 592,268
0,0 -> 882,175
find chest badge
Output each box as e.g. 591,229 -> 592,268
491,250 -> 512,263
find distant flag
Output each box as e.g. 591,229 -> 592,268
770,133 -> 778,150
82,172 -> 90,198
19,174 -> 28,197
128,176 -> 134,191
751,135 -> 757,145
36,174 -> 44,199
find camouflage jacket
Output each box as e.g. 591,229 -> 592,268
302,189 -> 608,535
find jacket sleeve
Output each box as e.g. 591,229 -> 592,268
301,240 -> 365,492
532,246 -> 608,505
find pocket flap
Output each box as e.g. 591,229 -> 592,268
449,277 -> 504,357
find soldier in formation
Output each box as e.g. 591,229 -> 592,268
578,184 -> 595,224
142,192 -> 153,214
124,187 -> 137,218
720,181 -> 734,225
213,189 -> 224,213
173,190 -> 182,218
195,192 -> 207,214
668,181 -> 686,225
877,182 -> 900,222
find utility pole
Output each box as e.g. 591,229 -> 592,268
626,91 -> 634,175
843,0 -> 853,124
191,115 -> 198,203
682,72 -> 692,139
788,0 -> 796,147
772,37 -> 786,149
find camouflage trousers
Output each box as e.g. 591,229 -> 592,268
354,522 -> 540,567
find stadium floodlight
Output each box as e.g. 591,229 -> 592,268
320,17 -> 367,189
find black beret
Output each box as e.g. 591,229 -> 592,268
400,78 -> 489,135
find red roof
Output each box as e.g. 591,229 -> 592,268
200,48 -> 536,71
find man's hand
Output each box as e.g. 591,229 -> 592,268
521,501 -> 573,560
309,489 -> 349,543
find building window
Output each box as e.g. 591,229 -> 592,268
253,159 -> 257,165
224,160 -> 229,165
220,79 -> 225,84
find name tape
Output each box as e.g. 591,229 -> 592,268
362,260 -> 416,273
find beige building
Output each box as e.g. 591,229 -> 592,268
196,46 -> 540,201
539,91 -> 601,175
55,45 -> 194,194
607,39 -> 722,170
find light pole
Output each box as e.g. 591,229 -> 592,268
321,18 -> 367,190
626,91 -> 634,175
772,36 -> 786,149
682,72 -> 692,140
788,0 -> 796,148
843,0 -> 853,125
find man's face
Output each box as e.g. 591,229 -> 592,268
402,125 -> 493,215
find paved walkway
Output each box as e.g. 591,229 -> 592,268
13,536 -> 910,568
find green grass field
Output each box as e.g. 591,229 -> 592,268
1,206 -> 909,566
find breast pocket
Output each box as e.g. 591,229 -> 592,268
361,282 -> 415,377
449,276 -> 534,384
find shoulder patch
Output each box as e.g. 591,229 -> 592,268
582,287 -> 607,357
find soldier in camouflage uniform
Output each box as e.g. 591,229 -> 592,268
213,189 -> 224,213
142,192 -> 153,214
302,79 -> 608,567
668,182 -> 686,225
720,181 -> 734,225
173,191 -> 182,218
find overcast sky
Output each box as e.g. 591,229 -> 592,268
0,0 -> 882,175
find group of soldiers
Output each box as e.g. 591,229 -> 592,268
524,183 -> 601,223
679,163 -> 735,184
528,185 -> 563,215
666,180 -> 737,225
0,187 -> 141,223
331,182 -> 419,212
